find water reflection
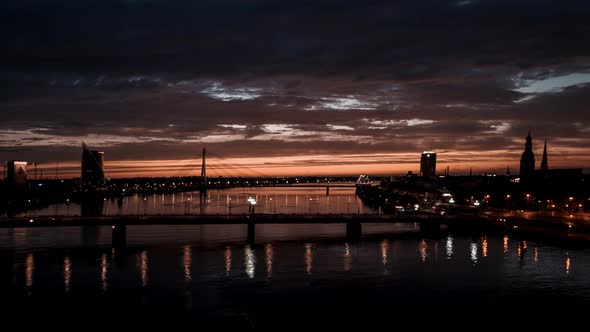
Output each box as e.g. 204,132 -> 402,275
470,242 -> 478,265
224,247 -> 232,277
265,244 -> 273,278
418,239 -> 428,263
137,250 -> 149,288
8,187 -> 375,218
64,256 -> 72,292
2,234 -> 589,310
244,245 -> 255,279
14,228 -> 29,248
25,253 -> 34,293
381,239 -> 389,266
445,236 -> 453,259
101,254 -> 108,292
344,243 -> 352,271
183,246 -> 192,284
305,243 -> 313,276
518,240 -> 528,263
481,237 -> 488,258
503,235 -> 509,254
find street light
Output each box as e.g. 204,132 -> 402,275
347,197 -> 351,214
186,197 -> 191,215
269,197 -> 276,214
248,197 -> 257,215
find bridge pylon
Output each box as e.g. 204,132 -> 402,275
200,147 -> 207,189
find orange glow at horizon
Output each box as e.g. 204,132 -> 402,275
28,151 -> 590,179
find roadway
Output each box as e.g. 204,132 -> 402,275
0,213 -> 444,228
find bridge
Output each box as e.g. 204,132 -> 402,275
1,213 -> 448,247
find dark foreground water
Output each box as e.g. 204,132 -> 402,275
1,224 -> 589,330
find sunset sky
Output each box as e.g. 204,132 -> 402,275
2,0 -> 590,178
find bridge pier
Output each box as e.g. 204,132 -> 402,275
247,220 -> 256,244
326,186 -> 330,196
112,224 -> 127,249
346,221 -> 362,241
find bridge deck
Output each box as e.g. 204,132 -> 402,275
0,213 -> 443,228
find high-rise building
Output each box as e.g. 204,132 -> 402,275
6,160 -> 27,186
81,143 -> 105,187
520,131 -> 535,178
420,151 -> 437,177
540,138 -> 549,171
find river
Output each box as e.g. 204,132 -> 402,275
1,187 -> 589,329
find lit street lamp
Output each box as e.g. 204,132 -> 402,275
248,196 -> 257,215
269,197 -> 277,214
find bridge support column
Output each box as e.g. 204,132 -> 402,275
346,222 -> 362,241
326,186 -> 330,196
112,224 -> 127,249
247,220 -> 256,244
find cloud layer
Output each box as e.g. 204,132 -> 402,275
1,0 -> 590,177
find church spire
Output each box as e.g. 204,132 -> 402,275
520,131 -> 535,178
541,138 -> 548,171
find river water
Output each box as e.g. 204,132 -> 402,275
1,187 -> 589,329
18,187 -> 373,217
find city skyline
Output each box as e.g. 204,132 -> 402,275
2,1 -> 590,177
2,132 -> 578,179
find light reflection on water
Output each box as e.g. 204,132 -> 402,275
137,250 -> 148,288
183,245 -> 192,284
25,253 -> 33,293
244,245 -> 255,279
265,244 -> 273,278
418,239 -> 428,263
305,243 -> 313,276
2,232 -> 589,320
380,239 -> 389,266
344,243 -> 352,271
503,235 -> 509,254
224,247 -> 232,277
100,254 -> 108,292
470,242 -> 478,265
64,256 -> 71,292
446,235 -> 453,259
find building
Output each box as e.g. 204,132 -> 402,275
520,131 -> 535,178
540,139 -> 549,171
6,160 -> 27,186
81,143 -> 105,187
420,151 -> 437,177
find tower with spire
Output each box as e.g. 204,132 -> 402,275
520,131 -> 536,178
540,138 -> 549,171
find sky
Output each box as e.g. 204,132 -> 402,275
2,0 -> 590,178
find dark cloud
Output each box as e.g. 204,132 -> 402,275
1,0 -> 589,175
